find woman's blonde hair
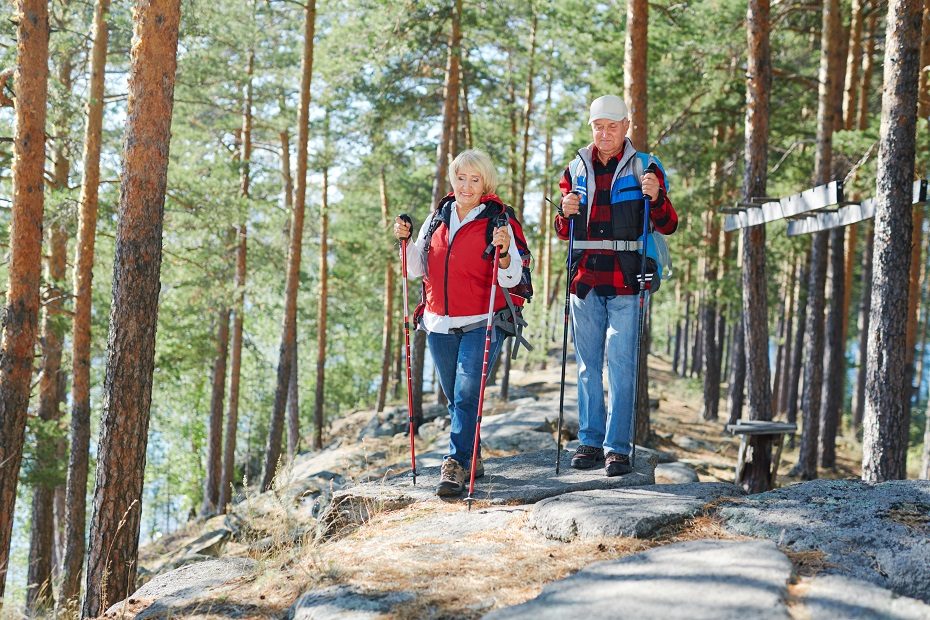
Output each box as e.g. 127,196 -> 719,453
448,149 -> 498,195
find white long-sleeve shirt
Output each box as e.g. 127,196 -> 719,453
405,202 -> 521,334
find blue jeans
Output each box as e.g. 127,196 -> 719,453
571,292 -> 639,456
427,327 -> 505,467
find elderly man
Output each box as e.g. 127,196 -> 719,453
555,95 -> 678,476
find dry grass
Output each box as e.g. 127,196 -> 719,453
312,504 -> 649,619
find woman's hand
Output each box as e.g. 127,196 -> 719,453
393,216 -> 412,241
492,225 -> 510,253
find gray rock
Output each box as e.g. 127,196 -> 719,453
653,449 -> 678,463
801,574 -> 930,619
319,448 -> 658,537
672,435 -> 714,452
655,461 -> 699,483
484,540 -> 792,619
290,585 -> 414,619
530,482 -> 743,541
719,478 -> 930,603
107,558 -> 257,618
480,405 -> 566,452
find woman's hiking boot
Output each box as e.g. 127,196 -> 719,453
470,457 -> 485,478
437,458 -> 466,496
570,445 -> 605,469
605,452 -> 633,477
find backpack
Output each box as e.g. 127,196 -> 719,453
419,197 -> 534,358
631,152 -> 674,282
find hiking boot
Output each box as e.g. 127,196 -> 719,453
570,445 -> 605,470
468,457 -> 485,479
605,452 -> 633,477
436,458 -> 466,496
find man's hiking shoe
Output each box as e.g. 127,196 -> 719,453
571,445 -> 605,470
469,457 -> 484,479
605,452 -> 633,477
437,458 -> 466,496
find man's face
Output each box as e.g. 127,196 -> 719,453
591,118 -> 629,158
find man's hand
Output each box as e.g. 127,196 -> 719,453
642,172 -> 660,201
560,192 -> 581,217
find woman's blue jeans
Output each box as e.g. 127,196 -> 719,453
427,327 -> 504,467
571,292 -> 639,456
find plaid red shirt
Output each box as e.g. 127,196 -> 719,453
555,145 -> 678,297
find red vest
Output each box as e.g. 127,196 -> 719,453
423,209 -> 509,318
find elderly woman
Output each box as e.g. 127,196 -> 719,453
394,149 -> 523,497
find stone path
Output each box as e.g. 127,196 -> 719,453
719,478 -> 930,603
484,540 -> 794,620
530,482 -> 743,541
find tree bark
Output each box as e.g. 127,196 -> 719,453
793,0 -> 840,481
625,0 -> 648,150
844,0 -> 866,129
819,228 -> 846,468
62,0 -> 109,602
82,2 -> 180,614
738,0 -> 775,493
262,0 -> 316,490
726,313 -> 746,426
857,13 -> 878,130
313,163 -> 329,451
853,223 -> 874,430
201,307 -> 230,516
516,7 -> 537,220
0,0 -> 48,604
377,168 -> 395,412
787,257 -> 810,438
287,337 -> 300,456
903,200 -> 924,413
220,47 -> 254,510
863,0 -> 922,482
700,126 -> 725,422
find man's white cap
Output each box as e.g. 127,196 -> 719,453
588,95 -> 629,124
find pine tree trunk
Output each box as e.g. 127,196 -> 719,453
82,2 -> 180,614
726,314 -> 746,426
377,169 -> 395,412
221,225 -> 246,510
793,0 -> 839,481
27,98 -> 72,610
62,0 -> 109,602
516,8 -> 537,220
539,73 -> 554,364
261,0 -> 316,490
853,224 -> 874,430
857,13 -> 878,130
202,307 -> 230,516
844,0 -> 865,129
220,46 -> 253,510
287,339 -> 300,456
787,257 -> 810,439
624,0 -> 648,150
738,0 -> 775,493
863,0 -> 922,482
0,0 -> 48,604
776,254 -> 798,415
819,228 -> 846,469
903,201 -> 924,412
313,164 -> 329,451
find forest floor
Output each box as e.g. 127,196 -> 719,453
126,350 -> 897,619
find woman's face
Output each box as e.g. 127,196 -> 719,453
453,165 -> 484,211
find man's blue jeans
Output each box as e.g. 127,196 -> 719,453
427,327 -> 504,467
571,292 -> 639,456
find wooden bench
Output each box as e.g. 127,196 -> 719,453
725,419 -> 798,486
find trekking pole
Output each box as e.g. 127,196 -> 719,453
464,213 -> 508,509
398,213 -> 417,485
554,214 -> 575,475
629,164 -> 658,465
